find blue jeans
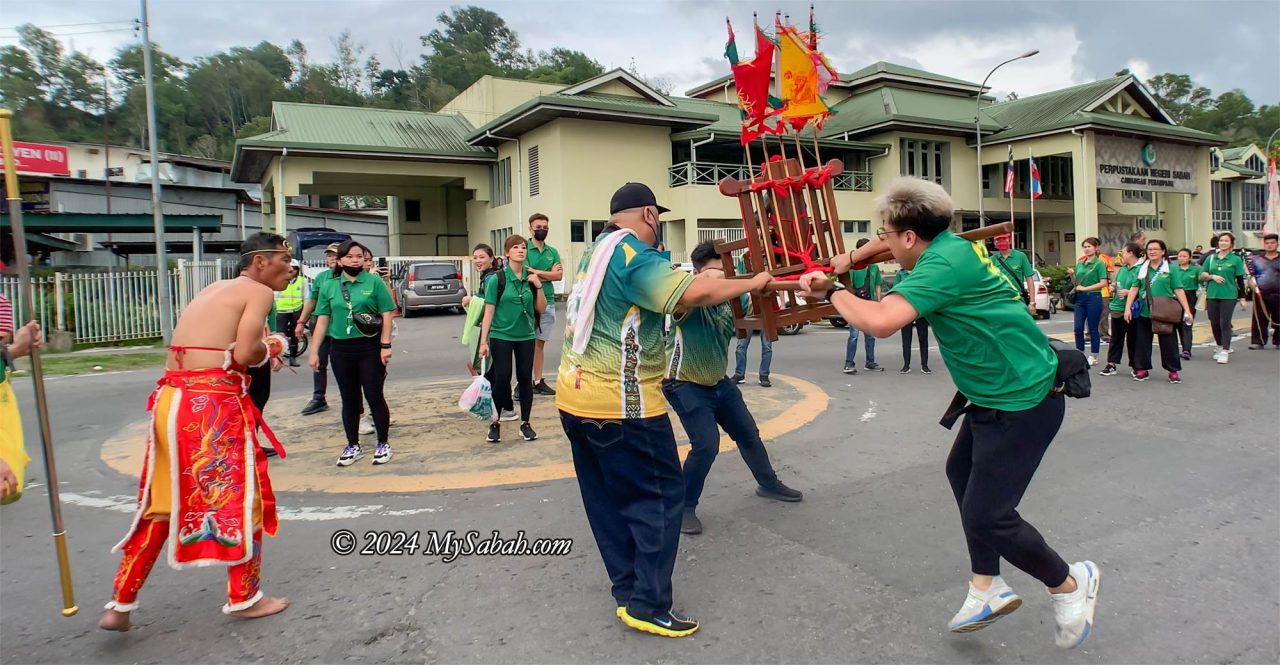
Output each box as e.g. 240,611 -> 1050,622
662,378 -> 780,511
1074,291 -> 1103,354
845,327 -> 876,366
560,411 -> 684,616
734,331 -> 772,377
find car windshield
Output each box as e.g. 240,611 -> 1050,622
413,264 -> 456,280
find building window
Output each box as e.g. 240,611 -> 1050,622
1122,190 -> 1153,204
961,217 -> 980,232
1210,150 -> 1221,172
528,145 -> 540,197
1136,216 -> 1163,230
489,157 -> 512,208
1212,181 -> 1233,231
490,227 -> 512,250
591,220 -> 607,237
404,199 -> 421,222
900,139 -> 949,189
1243,182 -> 1265,231
1246,155 -> 1265,174
570,220 -> 586,243
841,220 -> 870,234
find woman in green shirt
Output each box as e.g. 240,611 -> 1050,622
1124,239 -> 1193,383
1073,237 -> 1110,364
1100,242 -> 1143,377
309,240 -> 398,466
1198,231 -> 1248,364
479,234 -> 546,443
1172,248 -> 1203,359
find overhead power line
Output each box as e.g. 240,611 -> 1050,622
0,19 -> 135,31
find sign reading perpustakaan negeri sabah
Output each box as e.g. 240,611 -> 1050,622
1094,135 -> 1199,194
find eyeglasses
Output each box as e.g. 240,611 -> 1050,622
875,227 -> 906,241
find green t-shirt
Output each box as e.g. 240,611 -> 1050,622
527,242 -> 561,301
666,299 -> 736,387
1110,264 -> 1138,312
851,264 -> 883,298
314,270 -> 397,340
1074,257 -> 1108,288
483,266 -> 539,342
888,231 -> 1057,411
1137,260 -> 1189,318
307,269 -> 334,302
995,250 -> 1034,286
557,232 -> 694,419
1171,263 -> 1202,298
1203,252 -> 1246,300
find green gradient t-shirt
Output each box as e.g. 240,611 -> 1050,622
665,297 -> 739,387
888,231 -> 1057,411
557,233 -> 694,419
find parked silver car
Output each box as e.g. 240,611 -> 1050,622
399,262 -> 466,315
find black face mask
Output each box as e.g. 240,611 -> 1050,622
341,264 -> 363,277
532,229 -> 548,242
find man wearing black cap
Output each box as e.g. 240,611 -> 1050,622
557,182 -> 773,638
296,243 -> 340,415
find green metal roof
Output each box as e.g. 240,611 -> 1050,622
1219,161 -> 1264,177
841,61 -> 981,89
817,86 -> 1002,137
1,213 -> 222,232
466,92 -> 719,145
1221,146 -> 1253,161
232,102 -> 494,182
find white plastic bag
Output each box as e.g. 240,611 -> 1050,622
458,358 -> 495,421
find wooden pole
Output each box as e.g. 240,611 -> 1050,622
0,108 -> 78,618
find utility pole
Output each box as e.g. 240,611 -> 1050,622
141,0 -> 173,341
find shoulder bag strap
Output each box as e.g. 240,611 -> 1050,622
994,253 -> 1030,302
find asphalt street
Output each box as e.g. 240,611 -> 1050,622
2,305 -> 1278,664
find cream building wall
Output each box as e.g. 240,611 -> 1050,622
440,76 -> 567,129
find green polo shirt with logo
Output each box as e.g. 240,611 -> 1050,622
888,231 -> 1057,411
996,250 -> 1035,285
483,266 -> 538,342
1203,251 -> 1247,300
527,242 -> 561,301
314,270 -> 396,340
1110,264 -> 1138,312
1075,257 -> 1108,288
851,264 -> 882,299
1138,260 -> 1189,318
1171,262 -> 1202,298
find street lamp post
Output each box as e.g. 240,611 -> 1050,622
976,50 -> 1039,225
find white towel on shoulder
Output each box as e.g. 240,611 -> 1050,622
567,229 -> 635,355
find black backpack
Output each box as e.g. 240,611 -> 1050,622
476,269 -> 541,332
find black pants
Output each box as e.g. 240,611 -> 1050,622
1106,314 -> 1137,367
328,337 -> 389,445
247,363 -> 271,412
1206,298 -> 1236,350
276,310 -> 300,357
1251,292 -> 1280,346
901,319 -> 930,368
491,337 -> 534,422
312,336 -> 331,401
561,411 -> 684,616
1133,316 -> 1182,372
945,394 -> 1070,587
1179,292 -> 1198,353
662,378 -> 780,510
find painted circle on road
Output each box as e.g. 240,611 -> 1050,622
100,374 -> 829,494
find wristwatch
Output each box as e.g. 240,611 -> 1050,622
822,280 -> 846,302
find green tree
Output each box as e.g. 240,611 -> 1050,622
1145,73 -> 1212,124
526,48 -> 604,84
0,46 -> 42,110
108,43 -> 184,88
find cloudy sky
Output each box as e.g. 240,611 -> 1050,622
4,0 -> 1278,104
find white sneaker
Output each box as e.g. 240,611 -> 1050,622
947,577 -> 1022,633
358,415 -> 375,435
1086,355 -> 1098,366
500,409 -> 518,422
1216,352 -> 1229,365
1050,560 -> 1101,649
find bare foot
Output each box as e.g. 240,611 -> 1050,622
229,596 -> 289,619
99,609 -> 131,631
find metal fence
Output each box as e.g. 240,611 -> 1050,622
0,259 -> 229,345
669,161 -> 873,192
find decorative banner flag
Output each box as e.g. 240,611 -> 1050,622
1029,150 -> 1043,199
1264,157 -> 1278,234
726,19 -> 782,144
777,16 -> 830,124
1004,145 -> 1016,194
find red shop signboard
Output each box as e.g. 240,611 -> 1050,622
0,141 -> 71,176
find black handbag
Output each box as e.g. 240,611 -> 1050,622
340,280 -> 383,337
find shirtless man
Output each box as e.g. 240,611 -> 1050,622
100,232 -> 293,631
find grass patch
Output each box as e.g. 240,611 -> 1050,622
11,351 -> 168,377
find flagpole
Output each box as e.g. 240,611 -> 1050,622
0,108 -> 79,618
1029,149 -> 1036,262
